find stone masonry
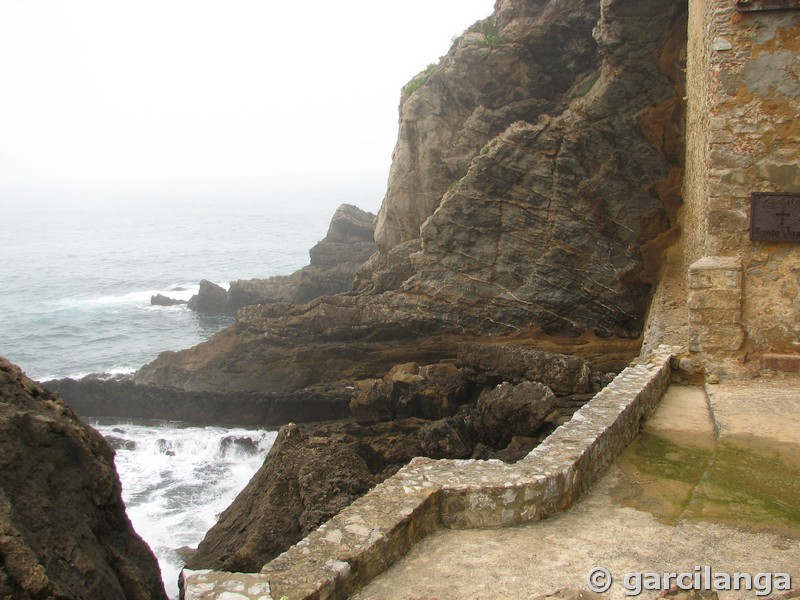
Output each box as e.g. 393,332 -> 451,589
181,345 -> 680,600
679,0 -> 800,372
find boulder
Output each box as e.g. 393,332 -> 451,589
186,279 -> 230,315
473,381 -> 558,447
460,343 -> 592,396
0,357 -> 167,600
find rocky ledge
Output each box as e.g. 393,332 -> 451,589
0,357 -> 167,599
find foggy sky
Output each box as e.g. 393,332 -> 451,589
0,1 -> 495,212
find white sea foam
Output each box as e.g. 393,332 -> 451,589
90,419 -> 276,599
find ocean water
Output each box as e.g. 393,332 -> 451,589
90,419 -> 277,598
1,196 -> 358,597
1,197 -> 342,380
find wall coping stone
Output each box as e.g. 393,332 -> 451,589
182,345 -> 682,600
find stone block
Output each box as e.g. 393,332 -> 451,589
688,308 -> 742,325
687,288 -> 742,310
762,353 -> 800,373
709,144 -> 755,169
708,208 -> 748,236
689,323 -> 745,353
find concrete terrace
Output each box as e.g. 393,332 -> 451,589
354,379 -> 800,599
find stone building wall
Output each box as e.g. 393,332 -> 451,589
658,0 -> 800,374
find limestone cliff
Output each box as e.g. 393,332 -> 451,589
0,357 -> 167,599
134,0 -> 686,394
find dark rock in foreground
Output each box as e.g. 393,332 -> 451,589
0,357 -> 167,600
187,347 -> 597,574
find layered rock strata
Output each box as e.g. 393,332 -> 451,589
134,0 -> 686,394
0,357 -> 167,600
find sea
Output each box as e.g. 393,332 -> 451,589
1,196 -> 362,597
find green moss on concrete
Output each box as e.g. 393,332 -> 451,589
686,441 -> 800,537
614,430 -> 800,537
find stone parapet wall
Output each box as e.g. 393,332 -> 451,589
182,346 -> 679,600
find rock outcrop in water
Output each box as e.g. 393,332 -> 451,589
134,0 -> 685,394
186,204 -> 377,316
0,357 -> 167,600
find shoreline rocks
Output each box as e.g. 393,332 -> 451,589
186,204 -> 377,316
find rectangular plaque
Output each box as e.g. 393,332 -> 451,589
751,192 -> 800,242
737,0 -> 800,11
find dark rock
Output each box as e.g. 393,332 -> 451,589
186,417 -> 475,573
45,376 -> 351,427
460,343 -> 592,396
494,435 -> 541,463
0,357 -> 167,600
104,434 -> 137,451
150,293 -> 187,306
474,381 -> 558,447
187,279 -> 230,315
220,435 -> 260,455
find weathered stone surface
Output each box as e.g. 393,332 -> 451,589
187,279 -> 230,315
533,591 -> 603,600
474,381 -> 558,447
460,343 -> 591,396
349,361 -> 472,422
0,357 -> 167,600
367,0 -> 603,260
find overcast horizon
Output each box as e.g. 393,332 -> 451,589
0,0 -> 496,212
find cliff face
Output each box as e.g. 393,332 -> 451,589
134,0 -> 686,393
365,0 -> 602,290
0,358 -> 167,600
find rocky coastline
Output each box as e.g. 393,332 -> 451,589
6,0 -> 693,594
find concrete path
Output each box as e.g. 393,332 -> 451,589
353,379 -> 800,599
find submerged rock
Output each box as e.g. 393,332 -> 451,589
150,293 -> 187,306
0,357 -> 167,600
